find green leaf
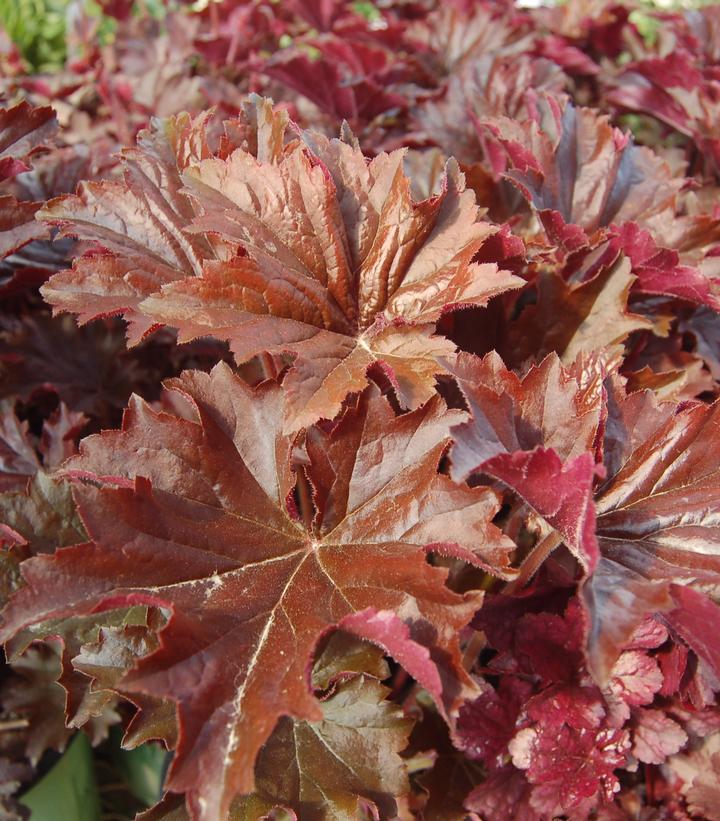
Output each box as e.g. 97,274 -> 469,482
19,734 -> 100,821
112,729 -> 168,808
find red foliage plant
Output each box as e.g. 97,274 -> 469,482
1,1 -> 720,819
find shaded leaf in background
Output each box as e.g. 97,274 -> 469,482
233,636 -> 412,820
479,95 -> 679,249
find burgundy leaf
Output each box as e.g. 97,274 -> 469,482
465,766 -> 542,821
1,365 -> 512,819
457,677 -> 532,768
613,222 -> 720,310
484,448 -> 599,572
479,96 -> 679,246
510,685 -> 630,818
0,102 -> 57,181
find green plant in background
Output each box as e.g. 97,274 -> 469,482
0,0 -> 69,71
0,0 -> 171,71
353,1 -> 381,21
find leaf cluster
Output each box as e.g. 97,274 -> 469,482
1,1 -> 720,820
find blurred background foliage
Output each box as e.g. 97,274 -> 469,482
0,0 -> 167,71
0,0 -> 69,71
0,0 -> 716,75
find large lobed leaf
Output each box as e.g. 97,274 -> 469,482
39,96 -> 522,431
478,95 -> 679,247
0,363 -> 515,819
587,383 -> 720,681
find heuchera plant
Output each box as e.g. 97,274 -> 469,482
1,0 -> 720,819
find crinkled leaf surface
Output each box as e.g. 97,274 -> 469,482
170,123 -> 521,428
448,351 -> 603,477
464,766 -> 541,821
669,731 -> 720,821
480,95 -> 679,246
585,386 -> 720,681
509,685 -> 629,818
407,4 -> 531,76
0,363 -> 515,819
605,649 -> 664,725
8,7 -> 720,819
631,708 -> 687,765
456,677 -> 532,769
41,97 -> 522,430
39,111 -> 218,344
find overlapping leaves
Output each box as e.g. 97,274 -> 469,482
1,363 -> 515,819
448,352 -> 720,686
40,97 -> 521,431
3,1 -> 720,819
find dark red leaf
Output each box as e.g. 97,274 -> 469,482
510,686 -> 630,818
664,585 -> 720,687
1,365 -> 512,819
465,766 -> 542,821
0,102 -> 57,182
456,677 -> 532,768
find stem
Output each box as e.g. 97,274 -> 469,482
388,668 -> 409,701
503,530 -> 563,596
461,629 -> 487,672
209,0 -> 220,36
0,718 -> 29,732
296,468 -> 314,532
258,352 -> 278,381
645,763 -> 656,805
226,14 -> 242,66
